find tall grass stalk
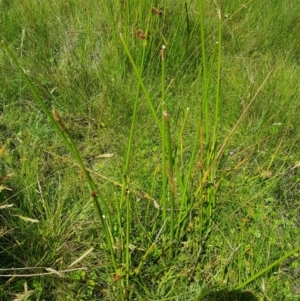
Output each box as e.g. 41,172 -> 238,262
163,110 -> 175,258
120,41 -> 176,262
118,35 -> 150,289
161,45 -> 175,257
161,45 -> 167,224
160,44 -> 175,257
119,35 -> 162,134
198,2 -> 222,232
1,39 -> 118,273
175,0 -> 222,244
119,33 -> 161,290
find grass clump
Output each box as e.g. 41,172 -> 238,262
1,0 -> 300,300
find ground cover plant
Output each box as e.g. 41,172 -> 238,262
1,0 -> 300,300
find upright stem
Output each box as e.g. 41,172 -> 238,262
161,45 -> 167,222
1,40 -> 117,271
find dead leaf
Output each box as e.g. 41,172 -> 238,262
13,215 -> 39,223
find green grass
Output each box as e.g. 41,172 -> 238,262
1,0 -> 300,300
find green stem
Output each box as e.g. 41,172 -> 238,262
161,45 -> 167,222
235,245 -> 300,291
2,40 -> 117,271
119,34 -> 162,136
163,111 -> 175,258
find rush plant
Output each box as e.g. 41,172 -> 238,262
1,0 -> 300,300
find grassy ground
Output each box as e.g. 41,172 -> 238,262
1,0 -> 300,300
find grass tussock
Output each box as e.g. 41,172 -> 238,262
1,0 -> 300,300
